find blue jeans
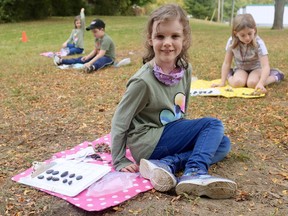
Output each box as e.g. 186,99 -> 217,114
149,118 -> 231,175
67,43 -> 84,55
61,56 -> 114,71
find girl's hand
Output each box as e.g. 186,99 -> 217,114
120,164 -> 139,173
211,83 -> 225,88
255,83 -> 267,93
81,56 -> 88,61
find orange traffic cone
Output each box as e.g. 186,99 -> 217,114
22,31 -> 28,42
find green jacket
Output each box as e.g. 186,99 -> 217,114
111,62 -> 192,171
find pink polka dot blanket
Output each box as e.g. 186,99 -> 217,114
40,48 -> 69,58
12,134 -> 153,211
40,52 -> 61,58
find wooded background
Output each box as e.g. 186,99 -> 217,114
0,0 -> 277,20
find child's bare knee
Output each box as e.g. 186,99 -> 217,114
229,79 -> 246,87
247,80 -> 257,88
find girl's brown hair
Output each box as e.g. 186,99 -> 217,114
231,14 -> 257,49
143,4 -> 191,69
74,15 -> 81,28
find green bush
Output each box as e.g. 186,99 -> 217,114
50,0 -> 86,16
184,0 -> 216,20
89,0 -> 153,16
0,0 -> 86,23
0,0 -> 51,23
0,0 -> 152,23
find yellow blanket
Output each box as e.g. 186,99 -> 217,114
190,79 -> 265,98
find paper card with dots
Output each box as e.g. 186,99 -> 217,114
12,134 -> 153,211
17,161 -> 111,197
190,79 -> 265,98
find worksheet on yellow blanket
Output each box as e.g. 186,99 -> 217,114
190,79 -> 265,98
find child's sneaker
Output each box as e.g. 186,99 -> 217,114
139,159 -> 177,192
270,68 -> 284,82
53,55 -> 62,66
85,65 -> 95,73
176,174 -> 237,199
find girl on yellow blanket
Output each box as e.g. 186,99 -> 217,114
212,14 -> 284,92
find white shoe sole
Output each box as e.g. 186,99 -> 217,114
53,56 -> 60,66
176,179 -> 237,199
53,58 -> 58,66
139,159 -> 177,192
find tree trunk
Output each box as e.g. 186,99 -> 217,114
272,0 -> 286,29
230,0 -> 235,26
217,0 -> 221,22
221,0 -> 224,22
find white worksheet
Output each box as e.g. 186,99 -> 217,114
19,160 -> 111,197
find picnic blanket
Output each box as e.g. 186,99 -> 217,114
12,134 -> 152,212
190,79 -> 265,98
40,51 -> 68,58
56,58 -> 131,70
58,63 -> 85,70
40,47 -> 71,58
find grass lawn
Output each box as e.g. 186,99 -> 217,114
0,16 -> 287,215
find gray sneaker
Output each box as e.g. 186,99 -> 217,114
176,174 -> 237,199
53,55 -> 61,66
85,65 -> 95,73
270,68 -> 284,82
139,159 -> 177,192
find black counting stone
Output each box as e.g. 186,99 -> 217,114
52,177 -> 59,181
46,176 -> 53,181
46,169 -> 54,174
37,175 -> 44,179
60,171 -> 69,178
69,173 -> 75,178
91,154 -> 101,159
63,179 -> 68,183
68,180 -> 73,185
76,175 -> 83,180
52,171 -> 59,175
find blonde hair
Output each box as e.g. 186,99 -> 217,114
231,14 -> 257,49
143,4 -> 191,69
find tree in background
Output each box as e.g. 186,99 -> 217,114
0,0 -> 86,23
145,0 -> 184,13
1,0 -> 282,24
184,0 -> 277,22
272,0 -> 287,29
89,0 -> 153,15
184,0 -> 216,20
51,0 -> 86,16
0,0 -> 51,22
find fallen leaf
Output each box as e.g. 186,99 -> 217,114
113,206 -> 124,212
171,195 -> 181,203
235,191 -> 250,202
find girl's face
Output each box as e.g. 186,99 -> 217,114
149,19 -> 184,68
75,20 -> 81,29
235,27 -> 256,44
